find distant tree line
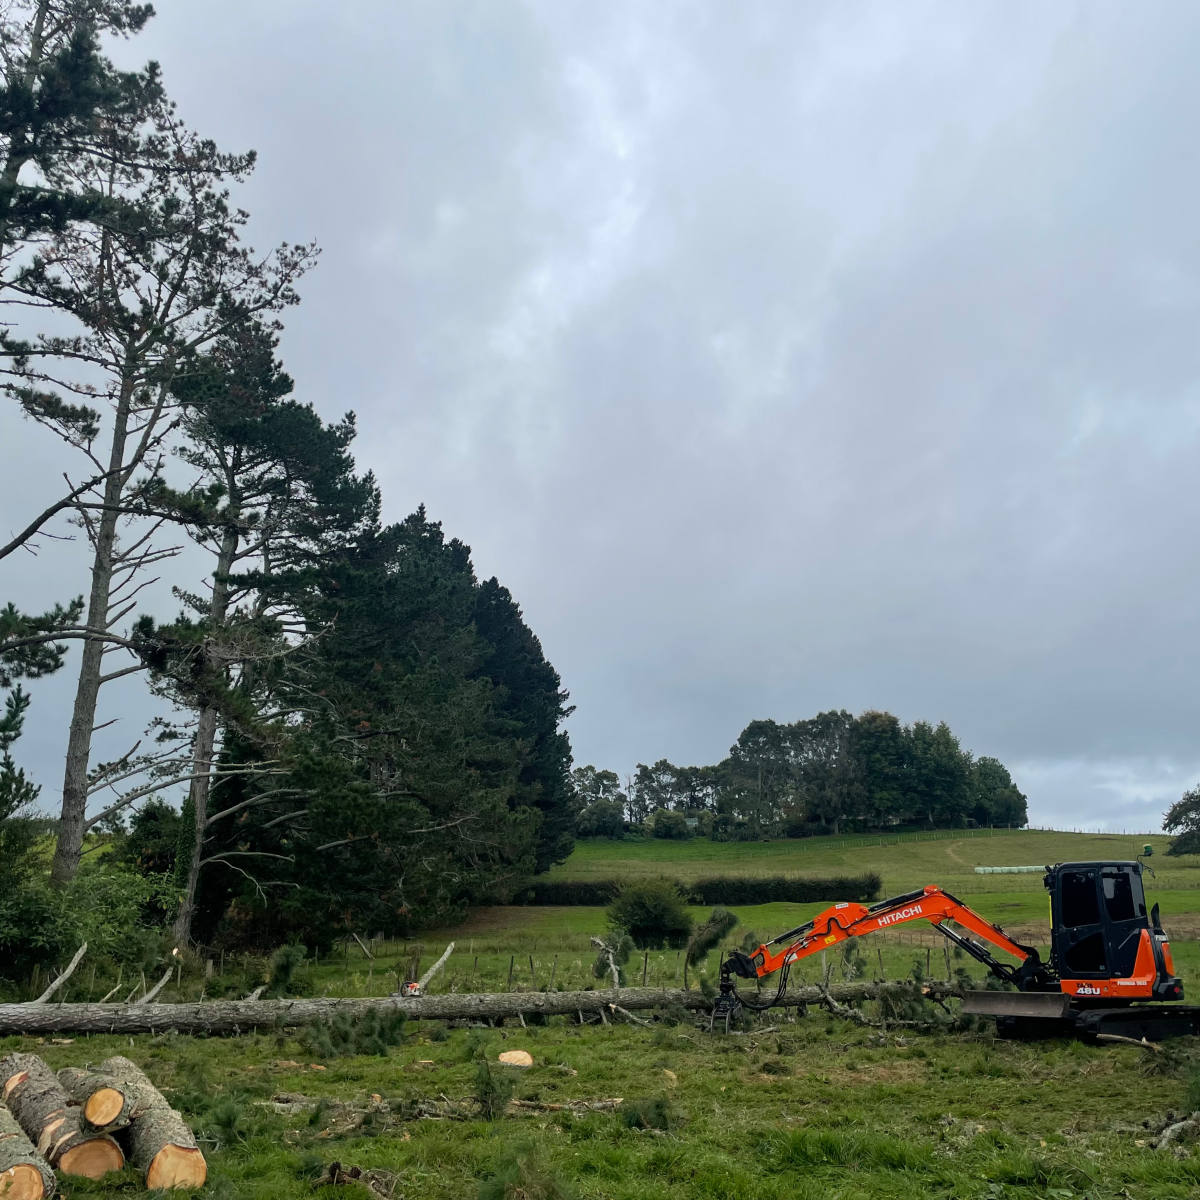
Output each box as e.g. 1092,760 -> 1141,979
574,710 -> 1027,842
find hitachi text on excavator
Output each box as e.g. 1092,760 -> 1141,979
716,856 -> 1199,1040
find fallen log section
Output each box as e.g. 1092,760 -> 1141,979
0,980 -> 964,1036
0,1107 -> 55,1200
57,1066 -> 136,1135
89,1056 -> 206,1191
0,1053 -> 124,1180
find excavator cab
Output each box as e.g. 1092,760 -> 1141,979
1045,861 -> 1181,1001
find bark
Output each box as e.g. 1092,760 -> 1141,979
92,1057 -> 206,1190
0,1053 -> 124,1179
57,1067 -> 136,1135
0,1106 -> 55,1200
51,375 -> 137,887
0,980 -> 964,1036
171,510 -> 238,946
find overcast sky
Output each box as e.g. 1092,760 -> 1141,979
3,1 -> 1199,831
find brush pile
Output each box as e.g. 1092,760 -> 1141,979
0,1053 -> 206,1195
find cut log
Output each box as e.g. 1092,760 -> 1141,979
0,1107 -> 55,1200
0,1053 -> 123,1180
0,979 -> 963,1036
92,1057 -> 205,1190
56,1067 -> 135,1135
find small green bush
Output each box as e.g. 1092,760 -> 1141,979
474,1059 -> 514,1120
479,1142 -> 575,1200
268,944 -> 307,997
299,1007 -> 407,1058
607,880 -> 693,949
650,809 -> 691,840
620,1096 -> 677,1131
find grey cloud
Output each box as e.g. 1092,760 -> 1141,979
4,1 -> 1200,830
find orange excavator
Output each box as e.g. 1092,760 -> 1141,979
716,859 -> 1196,1040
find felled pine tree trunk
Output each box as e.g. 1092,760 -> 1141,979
91,1057 -> 206,1190
0,1107 -> 56,1200
56,1067 -> 137,1135
0,1053 -> 124,1179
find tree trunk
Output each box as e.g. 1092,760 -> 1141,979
51,375 -> 136,887
91,1056 -> 205,1190
0,1107 -> 55,1200
0,980 -> 963,1036
171,704 -> 218,946
0,1053 -> 124,1179
171,514 -> 238,945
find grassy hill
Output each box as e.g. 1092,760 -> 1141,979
545,828 -> 1183,897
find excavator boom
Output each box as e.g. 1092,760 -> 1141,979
727,885 -> 1042,989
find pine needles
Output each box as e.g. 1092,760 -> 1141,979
299,1007 -> 408,1058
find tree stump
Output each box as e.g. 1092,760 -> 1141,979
92,1057 -> 206,1190
56,1067 -> 135,1135
0,1053 -> 123,1180
0,1107 -> 55,1200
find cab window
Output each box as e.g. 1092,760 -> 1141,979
1060,870 -> 1100,927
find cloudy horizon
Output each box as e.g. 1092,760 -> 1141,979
3,1 -> 1199,833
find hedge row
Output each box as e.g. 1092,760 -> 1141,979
688,873 -> 882,905
518,872 -> 881,907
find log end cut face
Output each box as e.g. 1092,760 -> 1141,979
82,1087 -> 125,1131
57,1136 -> 124,1179
147,1145 -> 207,1191
0,1162 -> 46,1200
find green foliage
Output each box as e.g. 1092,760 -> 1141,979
1165,788 -> 1200,857
686,908 -> 739,969
606,880 -> 693,949
591,932 -> 634,984
268,944 -> 308,997
619,1096 -> 677,1131
522,880 -> 622,906
479,1142 -> 575,1200
650,809 -> 691,840
0,862 -> 175,983
688,873 -> 881,905
298,1008 -> 408,1059
112,798 -> 181,877
474,1058 -> 514,1120
576,799 -> 626,840
1187,1072 -> 1200,1111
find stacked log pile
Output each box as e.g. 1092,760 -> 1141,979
0,1053 -> 206,1192
0,1054 -> 123,1179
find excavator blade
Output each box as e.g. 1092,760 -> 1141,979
961,990 -> 1070,1020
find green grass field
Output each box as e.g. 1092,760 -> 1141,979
15,827 -> 1200,1199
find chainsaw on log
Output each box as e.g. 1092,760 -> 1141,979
716,858 -> 1199,1040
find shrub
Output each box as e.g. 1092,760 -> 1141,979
576,800 -> 625,840
267,944 -> 307,997
650,809 -> 690,840
479,1143 -> 575,1200
299,1008 -> 407,1058
607,880 -> 693,949
475,1058 -> 514,1120
619,1096 -> 677,1131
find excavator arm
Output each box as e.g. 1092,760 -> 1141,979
719,885 -> 1047,1009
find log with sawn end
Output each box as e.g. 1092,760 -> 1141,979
0,1053 -> 124,1179
90,1056 -> 206,1191
0,980 -> 964,1036
0,1106 -> 56,1200
57,1066 -> 137,1135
